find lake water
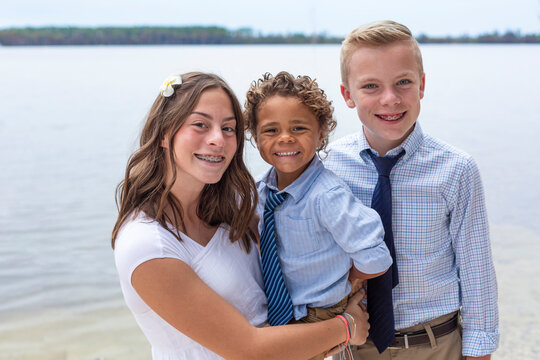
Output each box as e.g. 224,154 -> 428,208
0,44 -> 539,359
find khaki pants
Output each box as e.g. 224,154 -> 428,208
348,312 -> 464,360
289,297 -> 349,360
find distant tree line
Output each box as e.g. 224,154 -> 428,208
0,26 -> 339,45
416,31 -> 540,44
0,26 -> 539,46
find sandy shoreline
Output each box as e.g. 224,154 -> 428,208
0,305 -> 150,360
1,223 -> 539,360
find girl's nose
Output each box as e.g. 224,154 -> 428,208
207,127 -> 225,148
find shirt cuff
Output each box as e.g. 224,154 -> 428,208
352,242 -> 393,274
462,328 -> 499,357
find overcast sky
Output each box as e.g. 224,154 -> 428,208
2,0 -> 540,37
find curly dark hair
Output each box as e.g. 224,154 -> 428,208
244,71 -> 336,156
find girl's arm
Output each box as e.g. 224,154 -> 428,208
133,258 -> 368,360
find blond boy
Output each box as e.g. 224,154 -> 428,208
325,20 -> 499,359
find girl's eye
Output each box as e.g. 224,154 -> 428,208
397,79 -> 411,85
293,126 -> 307,131
193,122 -> 206,128
223,126 -> 236,132
263,128 -> 277,133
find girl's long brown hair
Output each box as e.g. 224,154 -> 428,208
111,72 -> 257,252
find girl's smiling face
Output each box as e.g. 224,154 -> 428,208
163,88 -> 238,191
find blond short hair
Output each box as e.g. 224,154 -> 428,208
340,20 -> 424,86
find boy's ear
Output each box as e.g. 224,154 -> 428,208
318,129 -> 327,148
340,84 -> 356,109
419,73 -> 426,100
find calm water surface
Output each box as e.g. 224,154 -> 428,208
0,44 -> 539,359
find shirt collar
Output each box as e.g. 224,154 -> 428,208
259,156 -> 323,204
357,122 -> 424,160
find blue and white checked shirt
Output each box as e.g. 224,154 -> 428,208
324,123 -> 499,357
257,157 -> 392,320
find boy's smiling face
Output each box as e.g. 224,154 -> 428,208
341,40 -> 425,156
255,96 -> 324,190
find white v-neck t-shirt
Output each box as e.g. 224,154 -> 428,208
114,212 -> 268,360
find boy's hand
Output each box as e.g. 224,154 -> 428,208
348,266 -> 368,303
350,278 -> 367,298
348,266 -> 366,295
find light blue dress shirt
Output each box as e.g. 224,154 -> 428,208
324,123 -> 499,357
257,156 -> 392,320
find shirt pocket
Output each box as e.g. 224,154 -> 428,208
279,216 -> 321,256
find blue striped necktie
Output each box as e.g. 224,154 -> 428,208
367,150 -> 405,353
260,190 -> 293,326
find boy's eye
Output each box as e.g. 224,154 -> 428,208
293,126 -> 307,131
363,84 -> 377,89
397,79 -> 411,85
263,128 -> 277,133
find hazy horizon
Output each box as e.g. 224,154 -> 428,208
2,0 -> 539,37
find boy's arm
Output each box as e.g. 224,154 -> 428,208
450,158 -> 499,358
348,265 -> 388,295
349,265 -> 387,280
318,185 -> 392,277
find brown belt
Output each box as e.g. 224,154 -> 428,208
389,314 -> 459,349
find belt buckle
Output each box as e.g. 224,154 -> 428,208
388,333 -> 409,350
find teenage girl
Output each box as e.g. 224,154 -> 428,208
112,72 -> 369,359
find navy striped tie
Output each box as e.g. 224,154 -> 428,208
367,150 -> 405,353
260,190 -> 293,326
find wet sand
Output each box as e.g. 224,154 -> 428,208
0,305 -> 150,360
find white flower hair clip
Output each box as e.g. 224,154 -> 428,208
160,74 -> 182,97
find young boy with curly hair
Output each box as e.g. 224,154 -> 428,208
244,71 -> 393,359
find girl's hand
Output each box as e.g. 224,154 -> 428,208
344,289 -> 369,345
325,289 -> 370,357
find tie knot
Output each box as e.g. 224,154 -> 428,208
369,150 -> 405,177
265,190 -> 286,211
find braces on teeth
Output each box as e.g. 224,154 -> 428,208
197,155 -> 223,162
379,113 -> 403,120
